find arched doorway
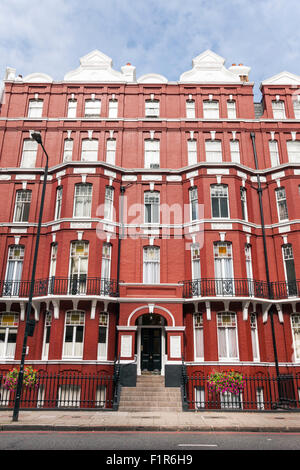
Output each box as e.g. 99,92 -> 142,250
135,314 -> 167,375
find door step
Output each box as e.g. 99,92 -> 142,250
118,375 -> 182,412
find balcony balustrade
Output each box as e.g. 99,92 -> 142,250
0,277 -> 119,298
182,278 -> 300,300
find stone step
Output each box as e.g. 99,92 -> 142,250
120,394 -> 181,401
121,390 -> 181,396
118,406 -> 182,412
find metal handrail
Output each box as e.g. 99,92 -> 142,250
182,278 -> 300,300
0,277 -> 119,298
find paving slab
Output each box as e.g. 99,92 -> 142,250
0,410 -> 299,432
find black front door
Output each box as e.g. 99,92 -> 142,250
141,328 -> 161,372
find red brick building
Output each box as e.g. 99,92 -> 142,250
0,50 -> 300,407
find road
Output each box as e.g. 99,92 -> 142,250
0,430 -> 299,452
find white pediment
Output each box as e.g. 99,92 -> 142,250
64,50 -> 135,82
180,49 -> 242,83
137,73 -> 168,83
261,71 -> 300,85
22,72 -> 53,83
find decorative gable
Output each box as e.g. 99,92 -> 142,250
179,49 -> 249,83
261,71 -> 300,86
64,50 -> 136,82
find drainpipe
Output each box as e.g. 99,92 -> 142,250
250,132 -> 280,378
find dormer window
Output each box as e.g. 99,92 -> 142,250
272,100 -> 286,119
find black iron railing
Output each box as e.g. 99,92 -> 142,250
182,278 -> 300,300
181,373 -> 300,411
0,277 -> 119,298
0,372 -> 116,410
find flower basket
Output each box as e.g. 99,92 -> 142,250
4,366 -> 39,391
207,370 -> 245,396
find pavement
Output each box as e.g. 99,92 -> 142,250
0,409 -> 300,432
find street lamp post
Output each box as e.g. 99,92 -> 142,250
12,131 -> 49,422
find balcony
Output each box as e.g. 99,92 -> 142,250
0,277 -> 119,298
182,278 -> 300,300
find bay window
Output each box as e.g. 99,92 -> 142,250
73,183 -> 92,218
13,190 -> 32,222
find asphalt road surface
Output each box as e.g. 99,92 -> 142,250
0,430 -> 299,452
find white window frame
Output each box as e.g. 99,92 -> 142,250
191,243 -> 201,280
205,140 -> 222,162
69,241 -> 89,295
21,139 -> 38,168
293,98 -> 300,119
4,246 -> 24,296
227,100 -> 236,119
144,191 -> 160,224
101,243 -> 111,281
250,313 -> 260,361
67,99 -> 77,118
73,184 -> 92,218
106,138 -> 116,165
54,186 -> 63,220
84,99 -> 101,117
272,100 -> 286,119
108,99 -> 118,118
230,140 -> 240,163
187,139 -> 197,166
145,99 -> 160,117
275,187 -> 289,221
28,99 -> 43,118
282,244 -> 297,297
214,242 -> 235,296
211,185 -> 229,219
203,100 -> 219,119
42,312 -> 52,360
194,313 -> 204,361
144,139 -> 160,168
98,312 -> 109,360
104,186 -> 114,221
186,99 -> 195,119
291,314 -> 300,361
217,312 -> 239,361
81,138 -> 98,162
58,385 -> 81,408
13,190 -> 32,223
240,187 -> 248,221
143,246 -> 160,284
63,139 -> 73,162
189,187 -> 199,221
62,310 -> 85,359
269,140 -> 280,167
287,140 -> 300,163
0,313 -> 18,359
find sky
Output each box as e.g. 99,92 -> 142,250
1,0 -> 300,100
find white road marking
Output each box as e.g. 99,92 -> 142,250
178,444 -> 218,447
